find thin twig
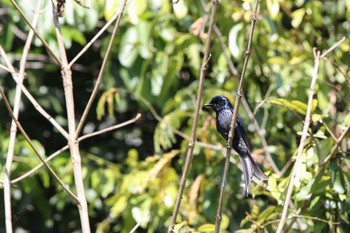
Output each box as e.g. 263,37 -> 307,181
214,0 -> 260,231
0,63 -> 11,72
0,47 -> 70,139
276,36 -> 346,233
2,2 -> 43,231
8,114 -> 141,184
241,97 -> 280,175
167,1 -> 219,232
276,49 -> 321,233
320,124 -> 350,166
0,89 -> 79,202
320,37 -> 346,58
68,8 -> 125,68
10,0 -> 61,65
76,0 -> 128,136
129,213 -> 150,233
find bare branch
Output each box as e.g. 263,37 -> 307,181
51,0 -> 91,231
320,37 -> 346,58
0,89 -> 79,202
2,2 -> 43,231
68,9 -> 125,68
167,1 -> 219,232
8,114 -> 141,184
10,0 -> 61,65
76,0 -> 129,136
320,124 -> 350,166
276,36 -> 347,233
276,50 -> 320,233
0,47 -> 69,139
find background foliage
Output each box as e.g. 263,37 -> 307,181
0,0 -> 349,232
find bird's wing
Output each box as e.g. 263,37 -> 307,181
236,116 -> 251,151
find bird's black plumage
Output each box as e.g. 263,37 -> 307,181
204,95 -> 268,197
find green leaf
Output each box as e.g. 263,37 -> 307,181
269,98 -> 317,116
267,0 -> 280,19
197,224 -> 215,232
257,206 -> 278,222
110,194 -> 129,218
291,8 -> 305,28
118,27 -> 139,67
229,23 -> 244,59
104,0 -> 118,20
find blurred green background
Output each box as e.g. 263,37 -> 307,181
0,0 -> 349,232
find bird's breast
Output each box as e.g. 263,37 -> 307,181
216,110 -> 233,139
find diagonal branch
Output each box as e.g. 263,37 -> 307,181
167,1 -> 219,232
75,0 -> 129,137
0,89 -> 79,202
215,0 -> 260,231
68,8 -> 125,68
2,2 -> 43,231
200,0 -> 280,175
276,36 -> 345,233
10,0 -> 61,65
0,47 -> 70,139
7,113 -> 141,184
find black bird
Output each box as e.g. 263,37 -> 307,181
204,95 -> 268,197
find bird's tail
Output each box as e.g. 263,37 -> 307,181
239,155 -> 268,197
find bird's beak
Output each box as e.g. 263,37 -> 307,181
203,103 -> 213,110
204,103 -> 214,108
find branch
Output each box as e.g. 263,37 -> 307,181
51,0 -> 91,231
0,89 -> 79,203
75,0 -> 128,136
276,36 -> 345,233
320,123 -> 350,166
167,1 -> 219,232
215,0 -> 260,231
200,0 -> 280,175
10,0 -> 61,65
68,8 -> 125,68
0,47 -> 70,139
2,2 -> 43,232
8,114 -> 141,184
275,49 -> 320,233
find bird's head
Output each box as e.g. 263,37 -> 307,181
204,95 -> 232,112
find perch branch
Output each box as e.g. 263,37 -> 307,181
215,0 -> 260,231
167,1 -> 219,232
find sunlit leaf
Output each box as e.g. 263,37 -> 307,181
198,223 -> 215,232
118,27 -> 138,67
266,0 -> 280,19
291,8 -> 305,28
